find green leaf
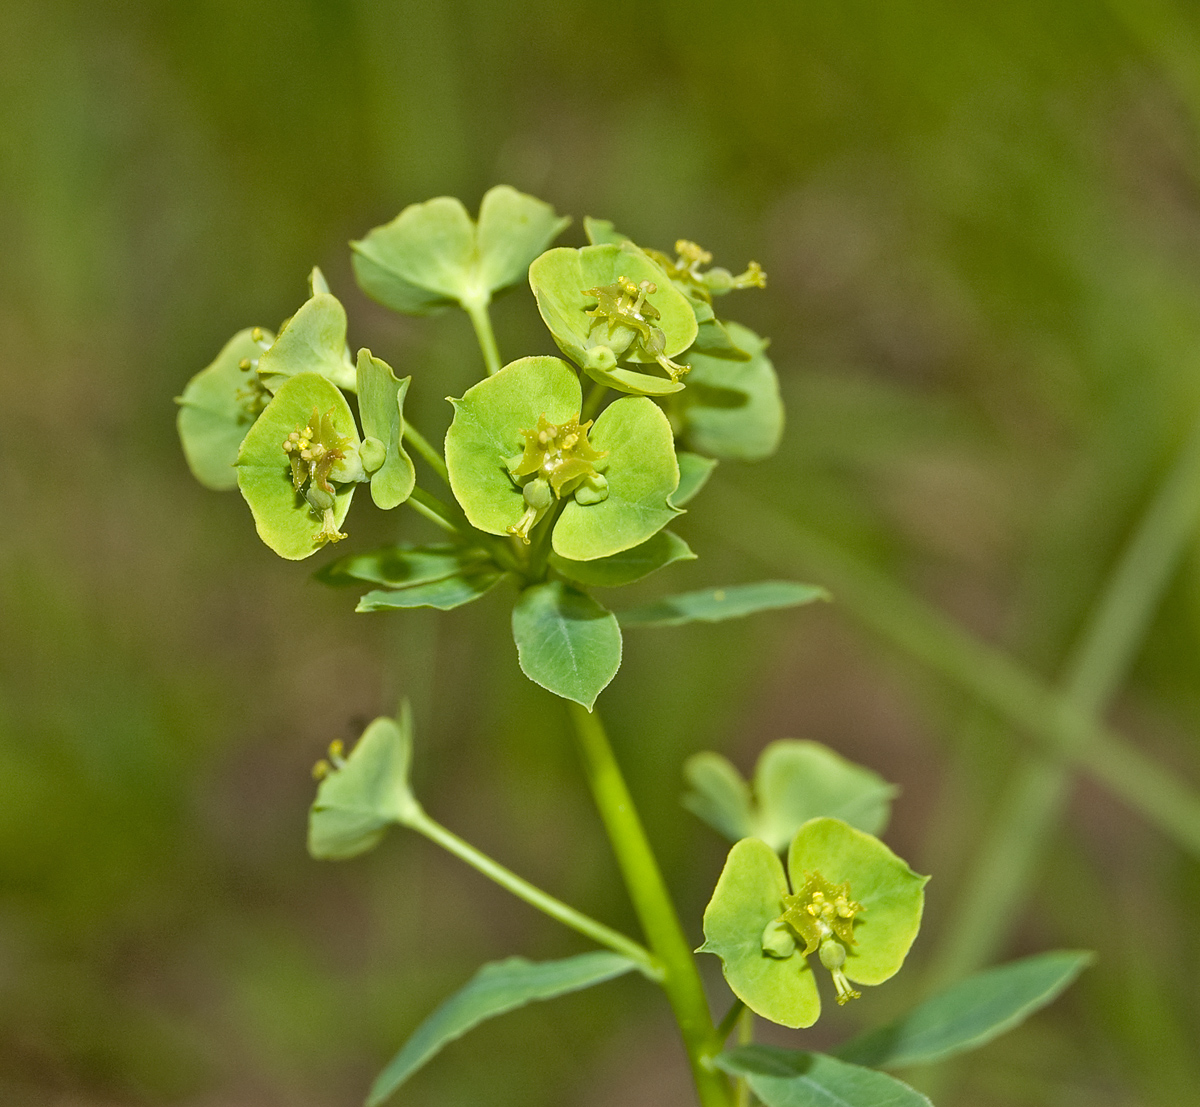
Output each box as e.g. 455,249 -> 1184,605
352,196 -> 476,314
676,322 -> 784,461
552,397 -> 682,561
836,950 -> 1094,1070
317,543 -> 492,588
715,1046 -> 931,1107
356,567 -> 507,611
682,752 -> 756,845
352,187 -> 569,315
699,838 -> 820,1028
445,356 -> 582,536
355,348 -> 416,509
367,952 -> 638,1107
549,530 -> 695,588
475,185 -> 572,294
176,328 -> 273,490
618,581 -> 828,628
582,215 -> 628,245
528,243 -> 696,395
671,451 -> 718,507
691,313 -> 753,360
684,742 -> 896,851
788,818 -> 927,987
256,293 -> 357,393
235,373 -> 360,560
511,581 -> 622,708
308,710 -> 420,860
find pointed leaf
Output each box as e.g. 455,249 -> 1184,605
511,581 -> 622,708
682,752 -> 755,842
618,581 -> 828,628
549,530 -> 695,588
256,293 -> 356,393
552,397 -> 681,561
308,711 -> 420,860
356,348 -> 416,509
177,328 -> 273,490
582,215 -> 628,245
317,543 -> 492,588
367,953 -> 639,1107
716,1046 -> 931,1107
670,452 -> 718,507
837,950 -> 1094,1070
357,568 -> 507,611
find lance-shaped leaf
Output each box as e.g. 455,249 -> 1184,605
177,327 -> 273,490
355,348 -> 416,509
549,530 -> 695,588
700,820 -> 927,1028
675,322 -> 784,461
317,543 -> 493,588
235,372 -> 361,560
836,950 -> 1094,1070
528,243 -> 696,395
511,581 -> 622,708
684,741 -> 897,851
551,397 -> 681,562
618,581 -> 828,628
671,452 -> 718,507
255,292 -> 357,394
352,186 -> 569,315
357,567 -> 508,611
716,1046 -> 931,1107
308,710 -> 421,860
367,953 -> 639,1107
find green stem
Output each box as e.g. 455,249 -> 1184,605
582,381 -> 609,421
403,422 -> 450,486
463,295 -> 502,376
734,1007 -> 754,1107
567,703 -> 733,1107
406,806 -> 662,980
406,486 -> 462,535
928,410 -> 1200,986
709,485 -> 1200,858
714,999 -> 746,1043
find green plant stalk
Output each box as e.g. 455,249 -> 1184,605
403,422 -> 450,485
405,806 -> 663,980
928,411 -> 1200,987
406,486 -> 462,535
463,295 -> 502,376
567,702 -> 734,1107
710,485 -> 1200,858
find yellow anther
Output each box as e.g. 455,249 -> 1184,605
312,759 -> 331,780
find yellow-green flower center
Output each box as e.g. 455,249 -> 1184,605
581,275 -> 689,382
282,405 -> 352,545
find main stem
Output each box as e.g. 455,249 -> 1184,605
464,295 -> 502,376
567,703 -> 733,1107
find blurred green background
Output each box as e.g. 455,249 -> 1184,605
4,0 -> 1200,1104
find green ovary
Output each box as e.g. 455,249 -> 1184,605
766,870 -> 865,1006
506,414 -> 608,543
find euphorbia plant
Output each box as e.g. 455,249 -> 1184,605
177,186 -> 1090,1107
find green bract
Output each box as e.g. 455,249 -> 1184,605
236,372 -> 363,560
176,327 -> 274,491
256,292 -> 357,394
352,185 -> 570,315
528,244 -> 697,395
444,356 -> 680,560
674,322 -> 784,461
355,348 -> 416,510
700,819 -> 927,1028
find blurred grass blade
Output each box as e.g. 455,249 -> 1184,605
618,581 -> 828,628
367,952 -> 638,1106
716,1045 -> 931,1107
837,950 -> 1093,1069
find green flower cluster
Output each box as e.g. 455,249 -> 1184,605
176,185 -> 791,708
